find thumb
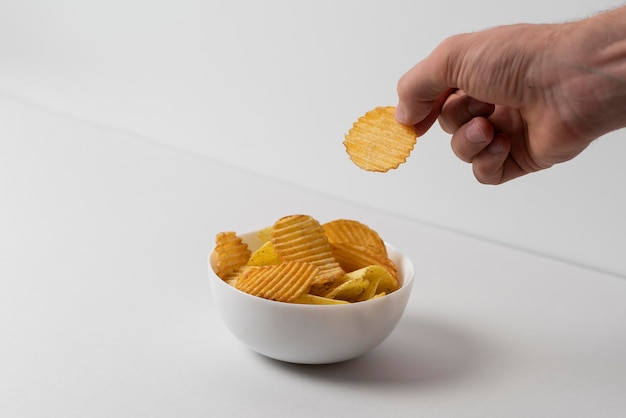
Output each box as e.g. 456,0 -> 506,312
395,34 -> 473,127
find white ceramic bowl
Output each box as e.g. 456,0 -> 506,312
208,230 -> 415,364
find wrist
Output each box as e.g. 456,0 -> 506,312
576,7 -> 626,137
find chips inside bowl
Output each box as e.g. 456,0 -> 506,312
211,214 -> 400,304
344,106 -> 418,172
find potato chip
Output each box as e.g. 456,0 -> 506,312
330,242 -> 398,280
344,106 -> 418,172
307,281 -> 335,297
270,214 -> 345,286
246,240 -> 280,266
324,276 -> 370,302
255,226 -> 273,244
213,231 -> 251,280
340,265 -> 399,301
235,261 -> 317,303
293,293 -> 349,305
221,266 -> 252,287
322,219 -> 387,255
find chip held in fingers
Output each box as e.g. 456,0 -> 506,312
211,214 -> 401,305
344,106 -> 418,172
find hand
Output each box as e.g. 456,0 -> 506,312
395,7 -> 626,184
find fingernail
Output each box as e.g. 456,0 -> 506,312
488,135 -> 505,154
395,105 -> 407,124
467,98 -> 492,116
466,120 -> 487,144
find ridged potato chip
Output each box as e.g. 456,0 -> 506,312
213,232 -> 251,280
235,261 -> 317,303
323,219 -> 387,255
344,106 -> 418,172
221,266 -> 252,287
270,214 -> 345,286
330,242 -> 398,281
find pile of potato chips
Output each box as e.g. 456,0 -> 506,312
212,214 -> 399,304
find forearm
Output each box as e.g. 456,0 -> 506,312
564,6 -> 626,138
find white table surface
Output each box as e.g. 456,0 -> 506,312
2,94 -> 625,418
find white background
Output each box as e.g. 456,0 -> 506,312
1,0 -> 625,276
2,3 -> 626,416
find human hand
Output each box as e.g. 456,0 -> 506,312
396,7 -> 626,184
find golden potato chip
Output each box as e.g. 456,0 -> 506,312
221,266 -> 253,287
255,226 -> 273,244
246,240 -> 280,266
235,261 -> 317,302
330,242 -> 398,280
270,214 -> 345,285
213,231 -> 251,280
307,279 -> 341,297
322,219 -> 387,255
324,277 -> 370,302
293,293 -> 349,305
339,265 -> 399,301
344,106 -> 418,172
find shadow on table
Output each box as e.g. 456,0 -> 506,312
257,314 -> 499,387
